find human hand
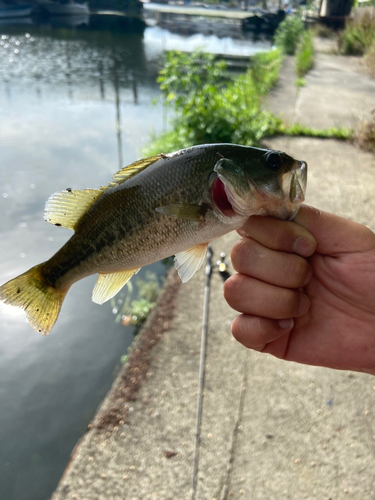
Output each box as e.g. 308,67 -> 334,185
223,205 -> 375,375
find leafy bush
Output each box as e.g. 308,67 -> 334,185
274,15 -> 304,55
145,49 -> 283,155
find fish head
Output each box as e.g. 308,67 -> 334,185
212,148 -> 307,221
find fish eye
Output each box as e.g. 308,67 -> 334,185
265,152 -> 282,170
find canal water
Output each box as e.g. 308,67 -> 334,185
0,16 -> 271,500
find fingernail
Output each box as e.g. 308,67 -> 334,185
298,294 -> 310,315
294,237 -> 315,257
278,318 -> 294,330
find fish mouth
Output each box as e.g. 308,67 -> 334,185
212,176 -> 237,217
212,159 -> 308,220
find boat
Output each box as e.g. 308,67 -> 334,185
44,0 -> 89,16
0,3 -> 33,18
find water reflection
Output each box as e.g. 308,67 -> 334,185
0,22 -> 164,500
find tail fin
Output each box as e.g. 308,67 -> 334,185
0,264 -> 66,335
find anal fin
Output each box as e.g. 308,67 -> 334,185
174,244 -> 208,283
92,268 -> 140,305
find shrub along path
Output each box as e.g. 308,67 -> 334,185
51,40 -> 375,500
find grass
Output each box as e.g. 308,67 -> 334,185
365,43 -> 375,77
274,15 -> 304,55
279,123 -> 354,140
274,16 -> 315,84
338,11 -> 375,56
354,118 -> 375,152
296,30 -> 314,78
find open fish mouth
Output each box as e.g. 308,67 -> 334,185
212,176 -> 237,217
213,158 -> 308,221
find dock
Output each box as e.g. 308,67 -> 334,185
143,2 -> 257,20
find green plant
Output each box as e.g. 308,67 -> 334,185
274,15 -> 304,55
278,123 -> 354,140
144,46 -> 358,158
355,118 -> 375,152
338,12 -> 375,55
145,48 -> 283,155
110,271 -> 163,329
295,77 -> 306,87
296,30 -> 314,78
365,40 -> 375,75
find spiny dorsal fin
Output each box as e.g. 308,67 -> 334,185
44,189 -> 103,230
92,268 -> 140,305
174,243 -> 208,283
102,155 -> 163,191
45,155 -> 164,230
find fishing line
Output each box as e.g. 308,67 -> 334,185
191,244 -> 213,500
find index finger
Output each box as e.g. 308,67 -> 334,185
237,214 -> 316,257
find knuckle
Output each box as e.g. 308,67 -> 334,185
230,238 -> 256,272
293,258 -> 310,286
277,290 -> 300,318
223,274 -> 244,306
231,315 -> 266,350
272,223 -> 296,251
231,316 -> 243,341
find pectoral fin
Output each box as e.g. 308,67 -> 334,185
156,204 -> 209,221
174,244 -> 208,283
92,268 -> 140,305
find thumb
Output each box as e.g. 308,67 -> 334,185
231,315 -> 294,354
294,205 -> 375,255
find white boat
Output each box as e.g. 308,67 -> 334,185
0,3 -> 33,18
44,0 -> 89,16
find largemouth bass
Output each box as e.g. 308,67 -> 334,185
0,144 -> 307,335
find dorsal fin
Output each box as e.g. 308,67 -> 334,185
44,189 -> 102,230
101,154 -> 163,191
45,155 -> 163,231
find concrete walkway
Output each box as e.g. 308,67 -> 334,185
51,41 -> 375,500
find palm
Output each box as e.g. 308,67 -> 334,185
281,250 -> 375,372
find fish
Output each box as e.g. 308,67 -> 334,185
0,143 -> 307,335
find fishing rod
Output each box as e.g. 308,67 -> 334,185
191,244 -> 213,500
191,246 -> 230,500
